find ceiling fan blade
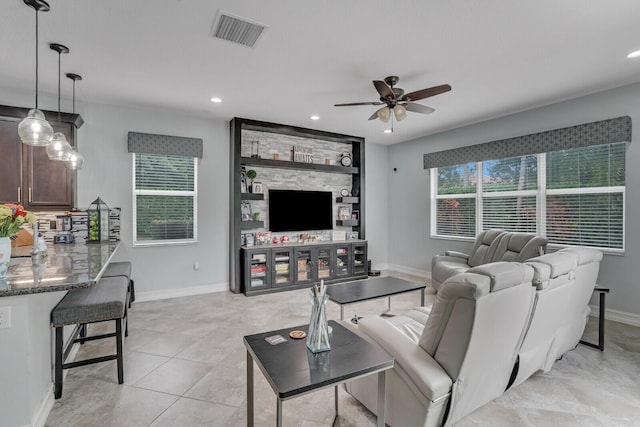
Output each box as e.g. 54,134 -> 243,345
335,102 -> 383,107
402,84 -> 452,102
404,102 -> 435,114
373,80 -> 394,98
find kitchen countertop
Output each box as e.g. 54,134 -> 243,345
0,242 -> 120,297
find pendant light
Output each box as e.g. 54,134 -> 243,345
46,43 -> 74,161
64,73 -> 84,170
18,0 -> 54,146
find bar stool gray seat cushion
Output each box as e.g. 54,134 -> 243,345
51,277 -> 129,326
102,261 -> 132,278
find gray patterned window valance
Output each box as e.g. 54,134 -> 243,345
128,132 -> 203,158
423,116 -> 631,169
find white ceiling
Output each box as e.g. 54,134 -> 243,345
2,0 -> 640,144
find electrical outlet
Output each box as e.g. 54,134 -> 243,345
0,306 -> 11,329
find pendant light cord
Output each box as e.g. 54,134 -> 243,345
57,48 -> 61,123
35,9 -> 39,108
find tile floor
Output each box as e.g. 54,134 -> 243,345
46,272 -> 640,426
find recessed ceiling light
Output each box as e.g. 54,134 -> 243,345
627,50 -> 640,59
310,115 -> 320,120
210,97 -> 222,103
383,129 -> 392,134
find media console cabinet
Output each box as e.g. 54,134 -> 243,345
242,240 -> 367,296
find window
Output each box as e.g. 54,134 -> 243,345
133,153 -> 197,246
431,142 -> 626,252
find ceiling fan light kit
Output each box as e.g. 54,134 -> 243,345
335,75 -> 451,128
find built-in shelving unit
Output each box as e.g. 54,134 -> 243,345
229,117 -> 365,294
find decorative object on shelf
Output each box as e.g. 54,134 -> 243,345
339,152 -> 352,167
280,235 -> 290,243
241,202 -> 252,221
351,184 -> 360,197
252,212 -> 261,221
338,206 -> 351,221
351,210 -> 360,221
46,43 -> 74,161
252,182 -> 263,194
245,233 -> 255,246
18,0 -> 54,146
256,231 -> 272,245
298,233 -> 310,243
246,169 -> 257,193
292,146 -> 313,163
87,197 -> 110,243
240,166 -> 247,193
273,152 -> 279,160
0,203 -> 37,279
340,188 -> 350,197
332,230 -> 346,241
325,158 -> 331,165
272,236 -> 279,244
307,280 -> 331,353
64,72 -> 85,170
241,233 -> 246,246
251,140 -> 261,158
348,231 -> 359,240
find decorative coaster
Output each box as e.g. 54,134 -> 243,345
289,330 -> 306,339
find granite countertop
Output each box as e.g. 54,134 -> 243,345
0,242 -> 120,297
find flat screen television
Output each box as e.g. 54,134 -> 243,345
269,189 -> 333,232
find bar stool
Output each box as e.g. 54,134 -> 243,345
102,261 -> 135,307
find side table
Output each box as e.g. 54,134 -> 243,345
244,320 -> 394,427
579,286 -> 610,351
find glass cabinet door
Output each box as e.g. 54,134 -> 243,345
295,248 -> 314,284
272,248 -> 294,288
246,249 -> 271,291
316,246 -> 333,281
352,243 -> 367,276
335,245 -> 351,278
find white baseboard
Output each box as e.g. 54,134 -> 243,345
384,264 -> 431,280
590,304 -> 640,327
32,343 -> 80,427
134,282 -> 228,303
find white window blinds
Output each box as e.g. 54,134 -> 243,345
133,153 -> 197,245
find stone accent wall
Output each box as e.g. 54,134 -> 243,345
241,130 -> 357,244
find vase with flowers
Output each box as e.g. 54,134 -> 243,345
0,203 -> 37,279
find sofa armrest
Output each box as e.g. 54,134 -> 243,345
444,250 -> 469,261
358,316 -> 452,401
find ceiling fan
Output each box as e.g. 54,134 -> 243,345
334,76 -> 451,124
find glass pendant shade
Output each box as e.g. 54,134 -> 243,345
377,107 -> 391,123
64,150 -> 84,170
18,109 -> 54,146
46,132 -> 73,160
393,104 -> 407,122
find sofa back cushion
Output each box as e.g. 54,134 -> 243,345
467,229 -> 506,267
491,232 -> 548,263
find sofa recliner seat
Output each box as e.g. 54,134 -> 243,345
345,261 -> 536,427
431,230 -> 547,291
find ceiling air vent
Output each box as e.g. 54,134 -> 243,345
210,11 -> 267,48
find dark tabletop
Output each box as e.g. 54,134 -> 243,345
244,320 -> 393,399
326,276 -> 425,305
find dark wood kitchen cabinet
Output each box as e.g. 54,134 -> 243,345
0,105 -> 83,211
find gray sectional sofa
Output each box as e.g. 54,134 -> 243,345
345,246 -> 602,427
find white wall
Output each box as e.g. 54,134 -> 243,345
388,82 -> 640,321
364,142 -> 389,270
75,102 -> 229,299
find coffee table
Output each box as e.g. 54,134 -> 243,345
244,320 -> 394,427
326,276 -> 426,320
